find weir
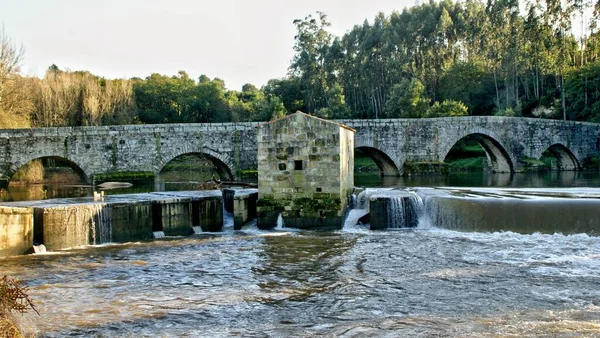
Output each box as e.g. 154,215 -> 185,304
342,187 -> 600,234
417,187 -> 600,235
0,190 -> 223,253
345,189 -> 423,230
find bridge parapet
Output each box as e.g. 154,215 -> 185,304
0,117 -> 598,182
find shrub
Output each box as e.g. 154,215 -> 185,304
0,276 -> 38,337
424,100 -> 469,118
11,160 -> 45,183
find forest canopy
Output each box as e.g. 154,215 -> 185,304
1,0 -> 600,128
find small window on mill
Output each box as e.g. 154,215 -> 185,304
294,160 -> 303,170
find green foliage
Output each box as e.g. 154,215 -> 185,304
384,78 -> 430,118
2,0 -> 600,127
494,107 -> 518,117
424,100 -> 469,117
439,61 -> 496,115
239,170 -> 258,180
446,157 -> 485,170
564,62 -> 600,121
94,171 -> 154,183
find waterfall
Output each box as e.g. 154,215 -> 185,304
275,213 -> 284,230
356,188 -> 394,210
88,204 -> 113,245
368,190 -> 424,230
68,204 -> 112,246
343,188 -> 394,230
32,244 -> 46,254
153,231 -> 166,239
192,226 -> 202,234
386,192 -> 423,229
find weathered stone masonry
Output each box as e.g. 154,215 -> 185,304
0,117 -> 599,184
256,112 -> 354,229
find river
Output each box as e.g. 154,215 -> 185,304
1,172 -> 600,336
3,226 -> 600,336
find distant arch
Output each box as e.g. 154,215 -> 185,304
442,133 -> 514,173
158,151 -> 234,181
355,146 -> 401,177
541,144 -> 580,171
9,156 -> 88,183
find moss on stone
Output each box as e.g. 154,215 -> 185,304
94,171 -> 154,183
292,197 -> 341,213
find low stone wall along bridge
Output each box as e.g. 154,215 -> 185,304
1,116 -> 599,184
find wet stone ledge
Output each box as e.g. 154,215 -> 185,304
0,191 -> 223,255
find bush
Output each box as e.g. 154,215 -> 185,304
424,100 -> 469,118
11,160 -> 45,183
0,275 -> 38,337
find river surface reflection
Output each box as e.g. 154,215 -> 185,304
4,228 -> 600,337
3,171 -> 600,202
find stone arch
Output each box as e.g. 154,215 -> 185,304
540,143 -> 580,171
354,146 -> 401,176
441,133 -> 514,173
157,148 -> 235,181
8,156 -> 88,183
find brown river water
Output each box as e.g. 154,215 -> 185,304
1,171 -> 599,337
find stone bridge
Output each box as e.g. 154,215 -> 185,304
0,116 -> 598,184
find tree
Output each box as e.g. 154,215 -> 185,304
290,11 -> 334,114
384,78 -> 429,118
0,27 -> 31,128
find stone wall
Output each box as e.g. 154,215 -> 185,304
257,113 -> 354,229
0,117 -> 598,181
0,123 -> 259,182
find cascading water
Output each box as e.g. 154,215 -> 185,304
343,188 -> 395,230
192,226 -> 202,234
368,190 -> 424,230
70,204 -> 113,245
275,212 -> 285,229
385,192 -> 423,229
153,231 -> 166,239
92,204 -> 113,244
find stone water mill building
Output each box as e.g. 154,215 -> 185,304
256,111 -> 355,229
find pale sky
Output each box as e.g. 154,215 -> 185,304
2,0 -> 416,91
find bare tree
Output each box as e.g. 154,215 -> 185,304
0,26 -> 31,128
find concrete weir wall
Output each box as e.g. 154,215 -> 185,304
0,191 -> 223,254
0,206 -> 33,256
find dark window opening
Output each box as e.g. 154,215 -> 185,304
316,187 -> 322,192
294,160 -> 303,170
279,163 -> 287,171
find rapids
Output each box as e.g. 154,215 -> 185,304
2,224 -> 600,337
